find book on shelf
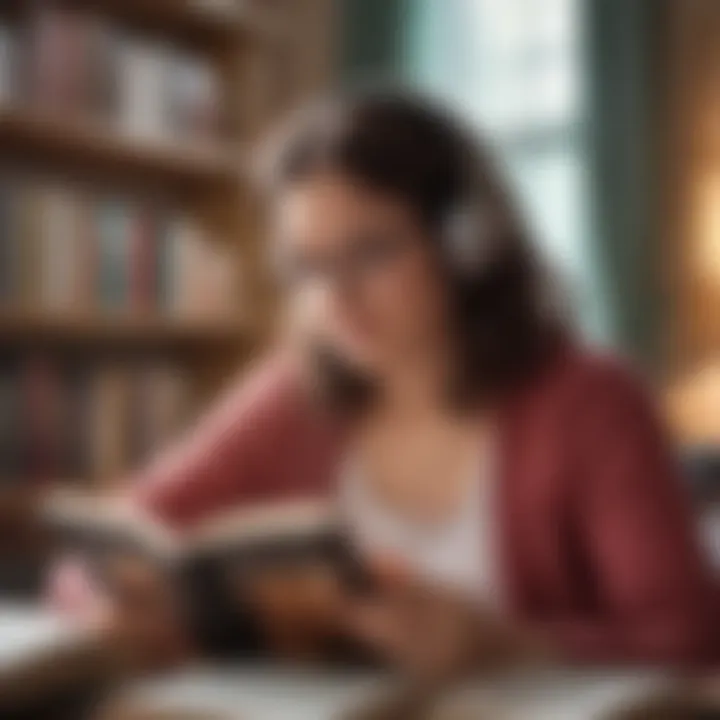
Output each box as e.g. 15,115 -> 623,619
0,20 -> 19,107
0,357 -> 22,486
22,356 -> 63,483
0,357 -> 192,485
38,184 -> 87,312
0,176 -> 237,320
168,47 -> 222,141
13,2 -> 225,142
113,32 -> 169,142
25,3 -> 113,118
89,364 -> 132,485
127,363 -> 190,467
0,178 -> 19,304
96,196 -> 134,313
161,213 -> 237,320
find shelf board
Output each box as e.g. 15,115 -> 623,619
0,312 -> 249,349
0,107 -> 243,189
98,0 -> 248,36
1,0 -> 276,48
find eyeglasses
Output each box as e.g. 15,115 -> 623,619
277,231 -> 417,290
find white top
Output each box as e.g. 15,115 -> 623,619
338,443 -> 501,607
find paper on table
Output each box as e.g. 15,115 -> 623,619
108,667 -> 670,720
433,669 -> 669,720
108,666 -> 392,720
0,603 -> 82,669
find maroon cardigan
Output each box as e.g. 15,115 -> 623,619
54,346 -> 719,665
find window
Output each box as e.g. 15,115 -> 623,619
406,0 -> 607,337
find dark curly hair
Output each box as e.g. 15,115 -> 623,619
263,90 -> 565,413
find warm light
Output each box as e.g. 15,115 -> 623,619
668,361 -> 720,444
694,172 -> 720,282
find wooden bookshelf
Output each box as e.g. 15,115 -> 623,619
0,0 -> 277,45
93,0 -> 268,42
0,312 -> 249,349
0,0 -> 335,503
0,107 -> 243,190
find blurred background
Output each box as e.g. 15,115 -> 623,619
0,0 -> 717,597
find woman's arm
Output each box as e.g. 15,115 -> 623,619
547,363 -> 718,665
48,355 -> 312,614
132,356 -> 307,527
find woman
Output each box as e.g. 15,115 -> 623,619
53,91 -> 717,673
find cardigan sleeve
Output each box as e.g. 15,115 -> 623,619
131,356 -> 304,528
48,355 -> 309,613
545,362 -> 718,665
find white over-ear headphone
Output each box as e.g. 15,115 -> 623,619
442,197 -> 499,274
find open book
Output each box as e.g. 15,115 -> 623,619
43,490 -> 368,657
44,490 -> 354,567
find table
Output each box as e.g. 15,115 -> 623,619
0,604 -> 704,720
105,666 -> 673,720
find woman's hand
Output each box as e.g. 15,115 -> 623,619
244,555 -> 552,676
244,561 -> 350,662
50,553 -> 192,672
344,557 -> 550,681
96,555 -> 193,670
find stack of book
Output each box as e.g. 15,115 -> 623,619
0,176 -> 238,319
0,2 -> 224,142
0,357 -> 191,486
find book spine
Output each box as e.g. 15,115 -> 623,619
40,185 -> 80,312
0,178 -> 13,304
74,189 -> 96,312
117,38 -> 168,141
0,21 -> 17,106
61,364 -> 92,482
96,198 -> 131,313
0,358 -> 21,485
22,356 -> 59,484
18,181 -> 43,311
156,210 -> 177,315
170,51 -> 221,140
129,203 -> 158,313
141,363 -> 190,457
89,364 -> 130,486
28,5 -> 81,113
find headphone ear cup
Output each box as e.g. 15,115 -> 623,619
443,201 -> 497,273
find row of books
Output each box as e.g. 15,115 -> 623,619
0,356 -> 192,485
0,3 -> 223,142
0,177 -> 237,318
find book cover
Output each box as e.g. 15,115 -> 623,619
43,493 -> 371,662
